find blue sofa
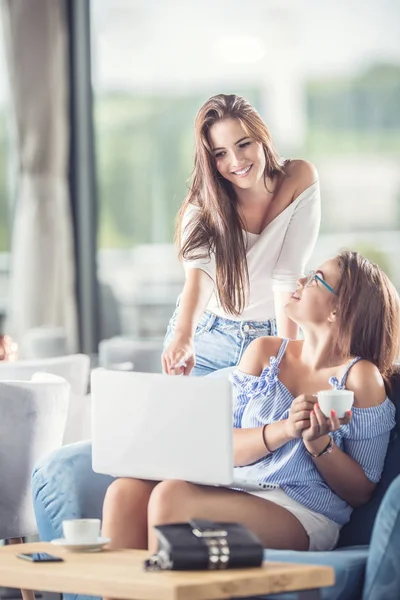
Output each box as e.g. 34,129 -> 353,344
32,369 -> 400,600
261,368 -> 400,600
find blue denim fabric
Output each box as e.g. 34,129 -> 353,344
251,546 -> 368,600
164,308 -> 276,376
32,441 -> 111,600
362,474 -> 400,600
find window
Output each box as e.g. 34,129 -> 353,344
0,17 -> 15,324
91,0 -> 400,341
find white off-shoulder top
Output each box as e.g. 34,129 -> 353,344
182,181 -> 321,322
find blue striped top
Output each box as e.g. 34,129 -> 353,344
231,338 -> 396,525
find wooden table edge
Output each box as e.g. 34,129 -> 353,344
0,542 -> 335,600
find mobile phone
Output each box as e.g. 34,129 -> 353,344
17,553 -> 64,563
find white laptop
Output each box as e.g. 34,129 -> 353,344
91,368 -> 277,492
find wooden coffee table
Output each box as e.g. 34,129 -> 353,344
0,542 -> 334,599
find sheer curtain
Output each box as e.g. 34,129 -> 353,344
1,0 -> 77,352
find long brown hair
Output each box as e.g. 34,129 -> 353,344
333,251 -> 400,385
176,94 -> 284,315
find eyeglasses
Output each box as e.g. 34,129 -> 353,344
304,271 -> 336,295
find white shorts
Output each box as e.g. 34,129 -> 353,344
248,487 -> 341,551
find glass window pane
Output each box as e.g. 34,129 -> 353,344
91,0 -> 400,345
0,17 -> 15,328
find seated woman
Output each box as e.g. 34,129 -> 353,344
102,251 -> 399,554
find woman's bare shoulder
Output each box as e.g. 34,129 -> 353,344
345,360 -> 387,408
238,336 -> 284,376
284,159 -> 319,198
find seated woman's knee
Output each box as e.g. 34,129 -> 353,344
104,478 -> 154,515
148,480 -> 195,524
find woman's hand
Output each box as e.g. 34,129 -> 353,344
162,333 -> 195,376
285,394 -> 318,439
302,403 -> 352,442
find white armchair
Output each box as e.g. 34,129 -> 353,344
0,354 -> 91,444
0,374 -> 69,600
0,374 -> 70,538
0,354 -> 89,395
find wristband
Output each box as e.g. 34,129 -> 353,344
306,436 -> 334,458
262,424 -> 274,454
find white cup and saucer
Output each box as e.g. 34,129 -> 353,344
317,389 -> 354,418
51,519 -> 110,552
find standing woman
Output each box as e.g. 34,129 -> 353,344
162,94 -> 320,376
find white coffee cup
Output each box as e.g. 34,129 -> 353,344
317,389 -> 354,418
62,518 -> 101,544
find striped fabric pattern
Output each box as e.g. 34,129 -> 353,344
231,338 -> 396,525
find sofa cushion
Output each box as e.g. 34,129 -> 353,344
362,475 -> 400,600
337,368 -> 400,547
246,546 -> 369,600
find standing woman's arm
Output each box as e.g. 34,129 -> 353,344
272,161 -> 320,339
162,205 -> 215,375
162,268 -> 213,375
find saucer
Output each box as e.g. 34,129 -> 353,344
50,536 -> 110,552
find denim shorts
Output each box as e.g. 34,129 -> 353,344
164,307 -> 277,376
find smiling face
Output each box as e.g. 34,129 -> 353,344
208,117 -> 266,191
285,259 -> 340,328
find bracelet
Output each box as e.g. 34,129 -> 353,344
305,436 -> 334,458
262,424 -> 274,454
